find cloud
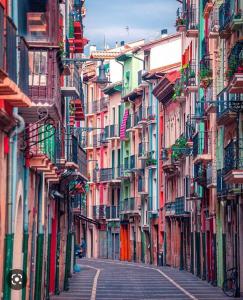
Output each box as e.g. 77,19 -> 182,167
84,0 -> 178,48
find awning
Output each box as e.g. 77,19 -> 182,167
120,109 -> 129,140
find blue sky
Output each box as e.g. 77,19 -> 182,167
84,0 -> 178,50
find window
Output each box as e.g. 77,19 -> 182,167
29,51 -> 47,86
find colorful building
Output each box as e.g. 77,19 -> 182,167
0,0 -> 87,299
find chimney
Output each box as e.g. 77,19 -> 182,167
89,44 -> 97,55
120,41 -> 125,46
161,29 -> 168,38
115,41 -> 118,48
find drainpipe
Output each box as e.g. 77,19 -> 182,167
3,108 -> 25,300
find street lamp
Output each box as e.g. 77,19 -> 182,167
95,60 -> 110,89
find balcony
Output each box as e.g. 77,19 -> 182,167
99,167 -> 121,183
120,197 -> 141,215
203,0 -> 213,18
194,162 -> 207,187
226,42 -> 243,93
209,6 -> 219,38
147,106 -> 156,124
134,106 -> 147,127
126,114 -> 135,132
106,206 -> 120,220
138,142 -> 149,159
175,8 -> 186,32
216,90 -> 241,125
93,205 -> 106,220
184,60 -> 198,92
61,64 -> 80,97
186,5 -> 199,37
0,12 -> 31,108
162,150 -> 180,174
173,78 -> 186,103
106,124 -> 119,139
219,0 -> 232,38
175,196 -> 189,217
138,176 -> 148,195
217,169 -> 229,196
206,162 -> 217,188
145,151 -> 157,168
66,135 -> 79,170
20,48 -> 62,122
199,56 -> 213,88
124,155 -> 137,172
224,139 -> 243,184
193,131 -> 212,163
165,202 -> 175,217
24,121 -> 59,182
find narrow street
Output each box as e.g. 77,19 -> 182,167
51,259 -> 232,300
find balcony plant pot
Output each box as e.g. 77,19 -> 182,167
69,115 -> 75,126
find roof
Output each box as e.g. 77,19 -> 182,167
122,87 -> 143,102
103,81 -> 123,95
143,62 -> 181,80
134,33 -> 181,53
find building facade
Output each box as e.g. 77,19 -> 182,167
0,0 -> 87,299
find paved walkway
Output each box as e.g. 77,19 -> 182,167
51,258 -> 241,300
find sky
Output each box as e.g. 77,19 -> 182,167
83,0 -> 179,50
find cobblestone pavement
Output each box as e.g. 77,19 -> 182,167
51,258 -> 241,300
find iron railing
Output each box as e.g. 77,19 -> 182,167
138,176 -> 147,193
19,37 -> 29,95
217,90 -> 243,118
185,60 -> 197,86
165,202 -> 176,216
146,151 -> 157,167
6,16 -> 17,83
224,139 -> 243,174
194,162 -> 207,186
93,205 -> 106,219
209,6 -> 219,33
193,131 -> 211,158
186,5 -> 198,31
226,41 -> 243,80
175,196 -> 188,215
100,97 -> 108,111
100,168 -> 113,182
217,169 -> 228,195
219,0 -> 231,31
120,197 -> 140,212
106,206 -> 120,219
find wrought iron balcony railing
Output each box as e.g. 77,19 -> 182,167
217,169 -> 228,195
138,142 -> 149,158
165,202 -> 176,216
219,0 -> 232,32
120,197 -> 141,213
124,155 -> 136,170
226,41 -> 243,81
100,97 -> 109,111
19,37 -> 29,96
186,5 -> 198,31
194,162 -> 207,186
146,151 -> 157,167
217,89 -> 243,119
106,206 -> 120,219
224,139 -> 243,174
138,176 -> 148,194
1,15 -> 17,83
193,131 -> 211,158
175,8 -> 186,30
184,60 -> 197,87
209,6 -> 219,36
199,55 -> 213,88
175,196 -> 188,215
93,205 -> 106,220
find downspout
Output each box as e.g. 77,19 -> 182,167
3,108 -> 25,300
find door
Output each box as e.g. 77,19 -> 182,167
114,233 -> 120,260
